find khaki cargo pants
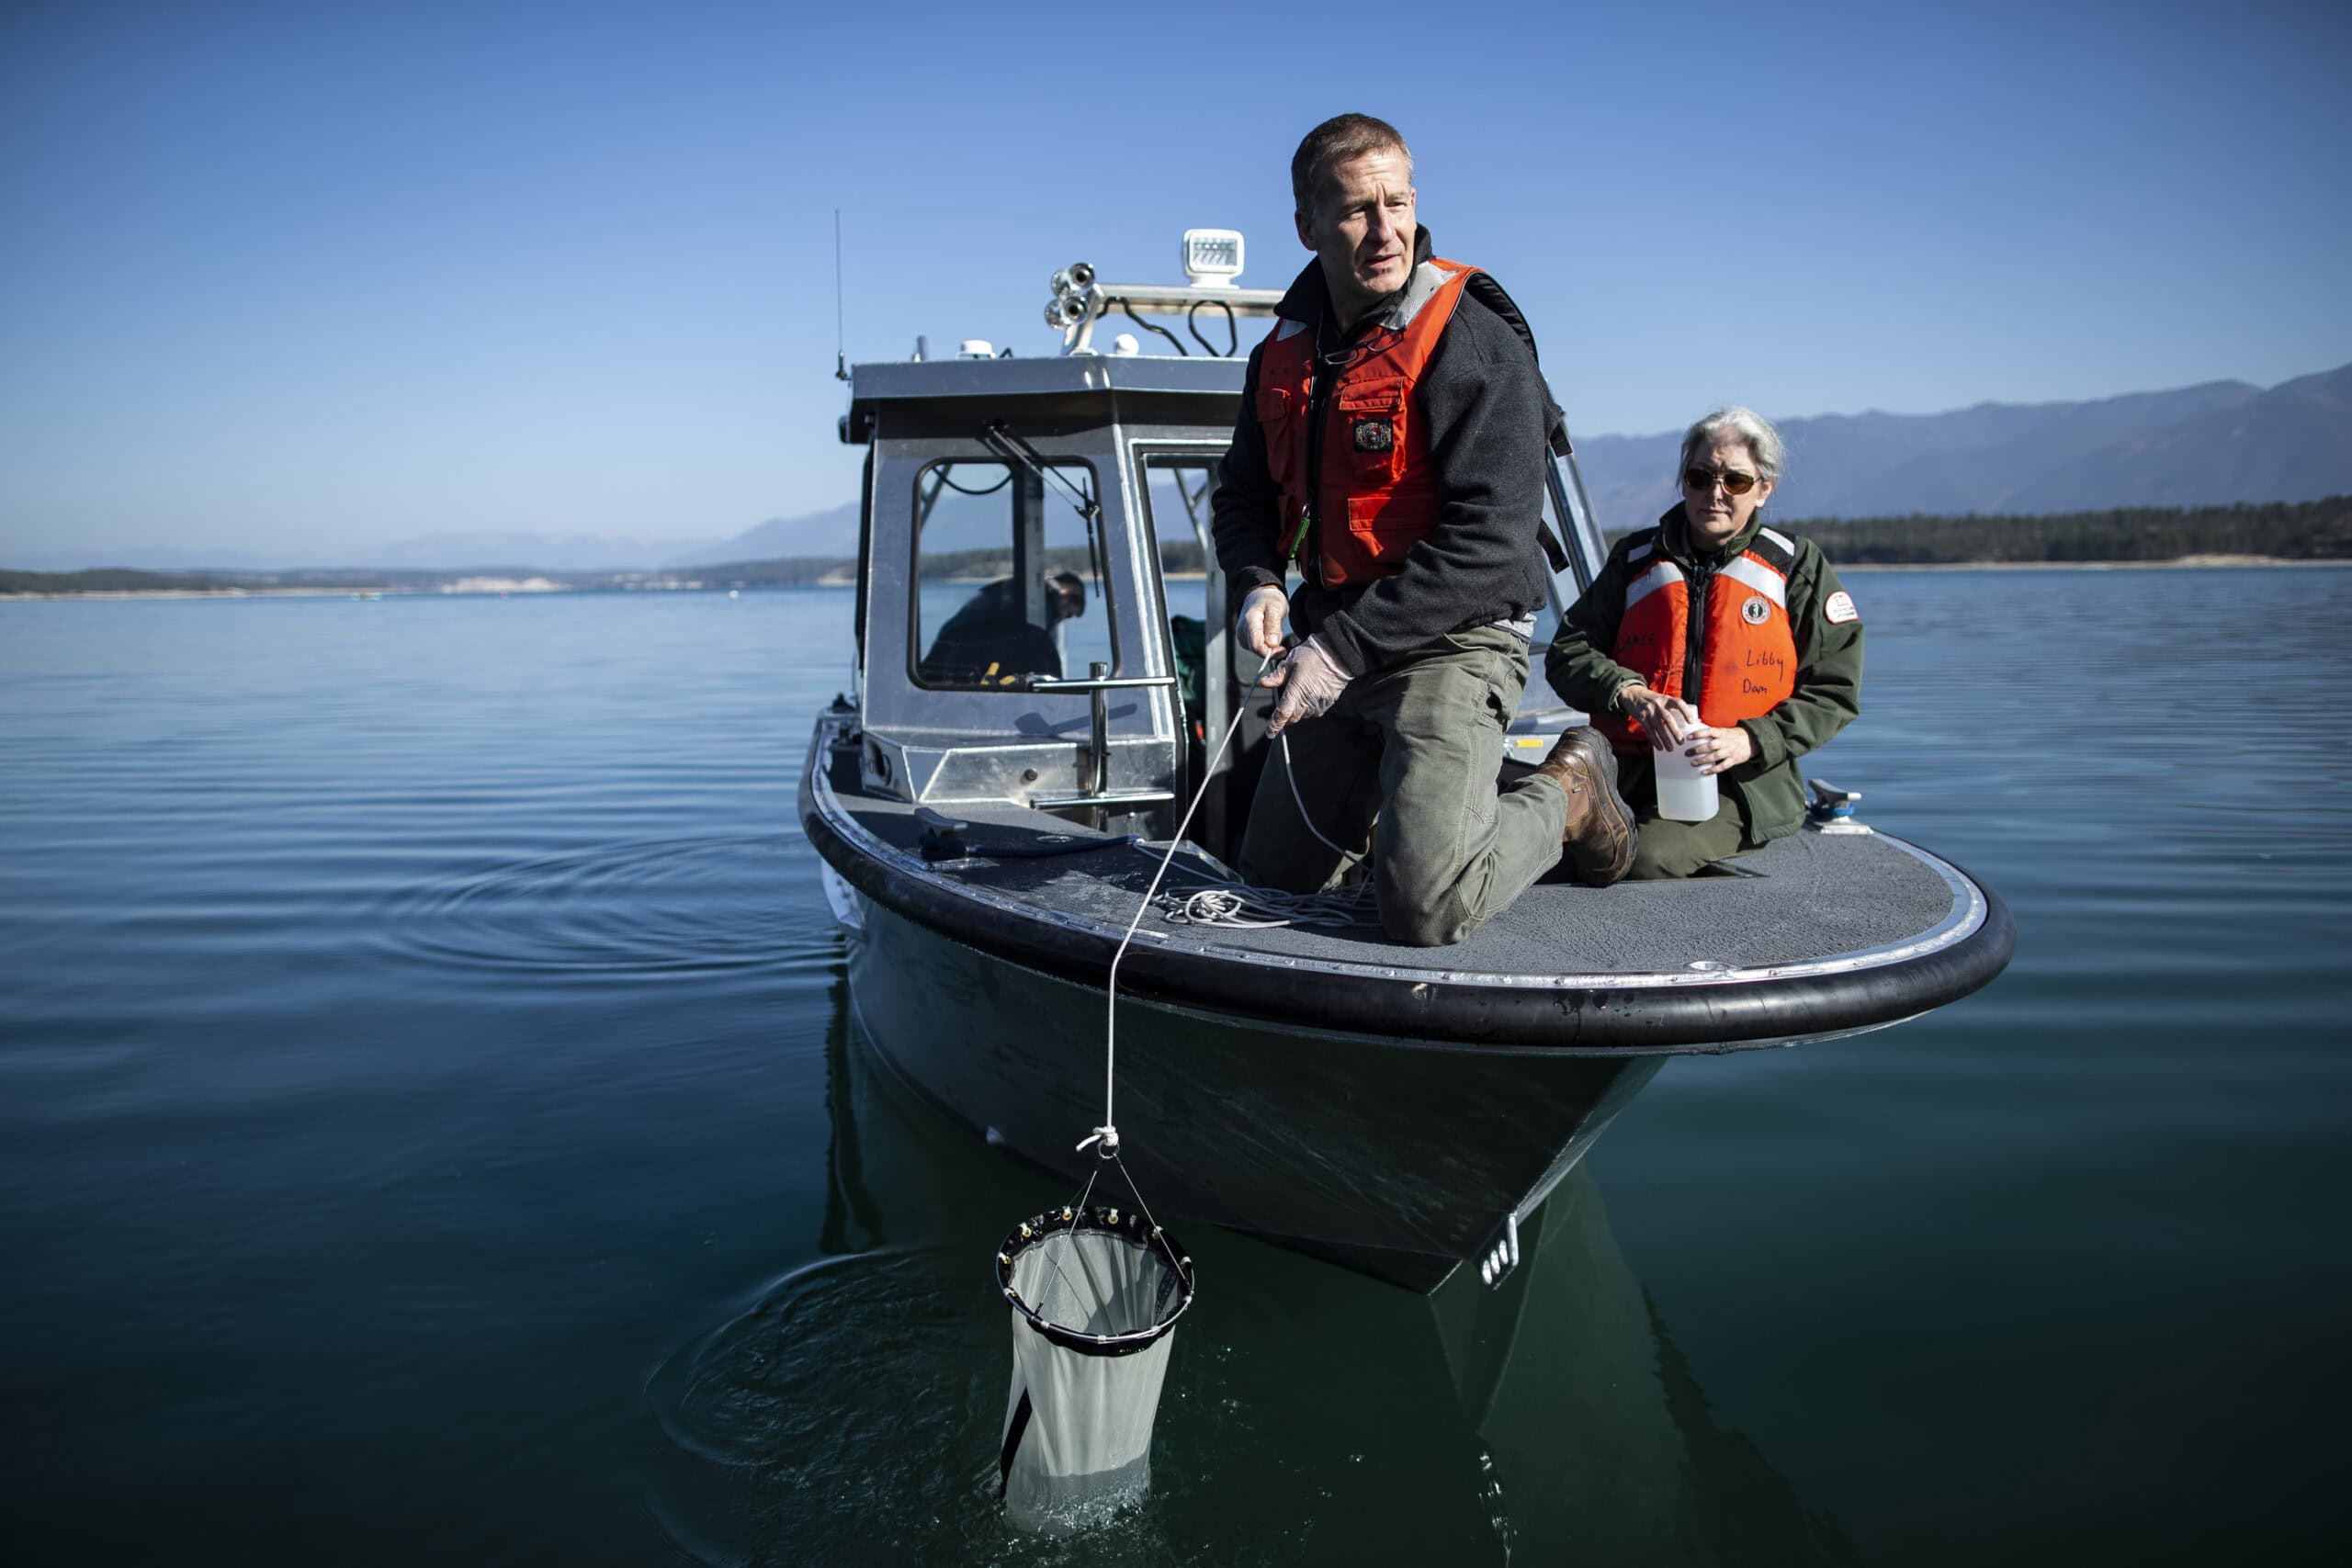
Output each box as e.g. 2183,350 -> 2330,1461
1238,626 -> 1568,946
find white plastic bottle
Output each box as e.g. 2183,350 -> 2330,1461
1653,719 -> 1720,823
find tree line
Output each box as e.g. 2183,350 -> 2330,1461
10,498 -> 2345,596
1756,496 -> 2352,565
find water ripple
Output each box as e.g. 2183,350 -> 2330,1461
379,833 -> 838,978
642,1247 -> 1027,1563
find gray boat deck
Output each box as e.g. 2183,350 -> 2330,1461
821,741 -> 1970,981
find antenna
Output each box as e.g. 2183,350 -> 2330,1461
833,209 -> 848,381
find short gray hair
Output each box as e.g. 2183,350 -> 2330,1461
1678,406 -> 1785,488
1291,113 -> 1412,216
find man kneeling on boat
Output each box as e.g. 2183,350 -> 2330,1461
1209,112 -> 1635,947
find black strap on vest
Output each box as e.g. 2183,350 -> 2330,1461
1464,272 -> 1573,575
1743,528 -> 1799,575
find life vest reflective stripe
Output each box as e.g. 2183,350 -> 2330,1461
1596,525 -> 1800,754
1253,258 -> 1480,589
1716,552 -> 1786,610
1623,558 -> 1684,611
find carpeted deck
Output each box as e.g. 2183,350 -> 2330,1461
826,746 -> 1964,979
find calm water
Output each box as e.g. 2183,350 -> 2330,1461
4,571 -> 2347,1563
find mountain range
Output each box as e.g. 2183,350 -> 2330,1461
664,501 -> 862,566
10,363 -> 2346,573
1570,362 -> 2352,530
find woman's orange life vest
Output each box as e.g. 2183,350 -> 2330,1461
1252,259 -> 1480,589
1596,524 -> 1801,755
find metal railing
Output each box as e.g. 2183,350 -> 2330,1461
1026,662 -> 1180,820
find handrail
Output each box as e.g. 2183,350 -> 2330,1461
1062,283 -> 1283,355
1026,673 -> 1178,693
1030,661 -> 1179,819
1028,789 -> 1179,811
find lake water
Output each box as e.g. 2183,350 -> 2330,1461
4,570 -> 2347,1563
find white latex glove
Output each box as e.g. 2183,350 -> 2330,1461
1261,635 -> 1351,735
1234,584 -> 1289,660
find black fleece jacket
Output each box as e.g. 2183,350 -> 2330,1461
1208,227 -> 1552,676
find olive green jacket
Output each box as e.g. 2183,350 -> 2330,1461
1544,504 -> 1863,845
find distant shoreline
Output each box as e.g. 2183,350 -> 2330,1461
1833,554 -> 2352,571
7,555 -> 2350,602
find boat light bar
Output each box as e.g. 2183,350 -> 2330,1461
1038,239 -> 1283,355
1182,229 -> 1244,287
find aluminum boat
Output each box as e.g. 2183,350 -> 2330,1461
799,235 -> 2012,1292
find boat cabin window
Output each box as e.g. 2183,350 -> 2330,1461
1138,457 -> 1216,559
912,458 -> 1114,689
1137,454 -> 1220,726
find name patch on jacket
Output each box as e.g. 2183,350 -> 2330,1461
1351,415 -> 1394,453
1825,590 -> 1860,625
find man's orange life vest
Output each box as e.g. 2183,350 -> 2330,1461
1596,523 -> 1801,755
1252,258 -> 1480,589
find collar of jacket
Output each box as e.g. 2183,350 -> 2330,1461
1273,224 -> 1438,333
1656,501 -> 1769,566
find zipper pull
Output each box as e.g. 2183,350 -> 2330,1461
1283,505 -> 1314,563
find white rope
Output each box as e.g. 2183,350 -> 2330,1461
1080,664 -> 1266,1158
1280,729 -> 1363,860
1139,841 -> 1374,929
1160,882 -> 1373,930
1080,657 -> 1373,1156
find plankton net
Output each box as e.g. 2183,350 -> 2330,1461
995,1196 -> 1193,1530
980,604 -> 1264,1532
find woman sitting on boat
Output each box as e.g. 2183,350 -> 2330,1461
1544,407 -> 1863,879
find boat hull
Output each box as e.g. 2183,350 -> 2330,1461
842,897 -> 1660,1293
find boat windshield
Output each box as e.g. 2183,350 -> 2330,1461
911,458 -> 1112,688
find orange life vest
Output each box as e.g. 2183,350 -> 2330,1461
1596,523 -> 1801,755
1252,258 -> 1479,589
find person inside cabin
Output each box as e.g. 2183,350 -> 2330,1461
919,569 -> 1086,685
1545,407 -> 1863,878
1210,112 -> 1637,947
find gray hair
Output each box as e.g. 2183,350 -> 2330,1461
1678,406 -> 1785,489
1290,113 -> 1413,216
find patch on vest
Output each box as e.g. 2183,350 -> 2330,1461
1742,595 -> 1771,626
1351,415 -> 1394,453
1825,590 -> 1860,625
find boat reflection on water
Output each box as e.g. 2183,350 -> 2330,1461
1428,1179 -> 1861,1564
643,976 -> 1857,1563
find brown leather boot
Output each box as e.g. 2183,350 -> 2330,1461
1532,728 -> 1637,886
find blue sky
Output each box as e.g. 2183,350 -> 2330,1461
3,0 -> 2346,563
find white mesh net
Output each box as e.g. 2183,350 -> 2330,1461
997,1208 -> 1192,1533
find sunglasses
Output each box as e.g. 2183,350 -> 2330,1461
1682,466 -> 1759,496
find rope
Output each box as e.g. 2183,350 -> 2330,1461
1159,882 -> 1372,930
1035,1172 -> 1095,1319
1079,666 -> 1262,1159
1280,730 -> 1361,859
1077,654 -> 1370,1163
1125,829 -> 1373,929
